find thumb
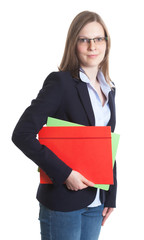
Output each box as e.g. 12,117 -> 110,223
82,177 -> 95,187
102,207 -> 108,216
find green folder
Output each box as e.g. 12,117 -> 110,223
46,117 -> 120,191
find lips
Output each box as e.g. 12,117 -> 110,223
87,54 -> 98,58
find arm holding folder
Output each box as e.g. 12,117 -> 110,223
39,117 -> 120,191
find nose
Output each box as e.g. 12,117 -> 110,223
88,39 -> 96,51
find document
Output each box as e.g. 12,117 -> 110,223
39,117 -> 120,190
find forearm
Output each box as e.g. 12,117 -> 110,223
12,129 -> 72,185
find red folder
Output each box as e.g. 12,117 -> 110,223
39,126 -> 113,184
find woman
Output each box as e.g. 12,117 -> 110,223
12,11 -> 117,240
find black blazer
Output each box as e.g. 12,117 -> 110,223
12,71 -> 117,211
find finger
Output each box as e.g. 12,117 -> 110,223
102,208 -> 114,226
82,177 -> 95,187
66,182 -> 89,191
102,215 -> 107,226
75,182 -> 90,190
106,208 -> 114,216
102,213 -> 111,226
67,185 -> 79,191
102,207 -> 108,217
87,180 -> 95,187
80,183 -> 90,189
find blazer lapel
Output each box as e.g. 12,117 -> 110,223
74,77 -> 116,130
75,80 -> 95,126
107,89 -> 116,131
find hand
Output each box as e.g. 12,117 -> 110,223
65,170 -> 95,191
102,207 -> 114,226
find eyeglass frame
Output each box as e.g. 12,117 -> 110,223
77,36 -> 108,45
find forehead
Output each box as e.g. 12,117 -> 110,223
78,21 -> 105,38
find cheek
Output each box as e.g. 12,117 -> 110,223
76,46 -> 87,65
100,45 -> 107,57
76,44 -> 86,56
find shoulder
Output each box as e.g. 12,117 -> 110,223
45,71 -> 73,82
109,86 -> 116,103
42,71 -> 74,88
109,80 -> 116,95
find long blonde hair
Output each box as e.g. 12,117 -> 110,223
59,11 -> 112,86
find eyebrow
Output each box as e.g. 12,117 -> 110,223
78,35 -> 105,38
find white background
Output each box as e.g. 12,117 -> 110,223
1,0 -> 144,239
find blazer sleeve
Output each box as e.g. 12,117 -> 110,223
104,161 -> 117,208
12,72 -> 72,185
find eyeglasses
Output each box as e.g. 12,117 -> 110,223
78,37 -> 108,46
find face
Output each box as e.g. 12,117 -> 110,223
76,21 -> 107,71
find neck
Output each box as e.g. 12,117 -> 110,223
81,66 -> 99,82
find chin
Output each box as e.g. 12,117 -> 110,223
86,62 -> 100,68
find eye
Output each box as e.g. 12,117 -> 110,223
78,38 -> 88,43
95,37 -> 104,42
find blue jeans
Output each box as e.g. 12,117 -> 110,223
39,203 -> 104,240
